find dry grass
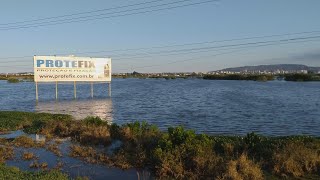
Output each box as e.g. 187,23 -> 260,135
272,142 -> 320,178
29,160 -> 48,169
46,143 -> 62,157
189,149 -> 223,178
0,138 -> 9,145
22,152 -> 35,160
223,143 -> 235,158
78,126 -> 111,145
111,150 -> 132,169
13,136 -> 44,148
221,154 -> 264,180
40,120 -> 111,146
154,148 -> 186,179
0,146 -> 14,163
69,145 -> 110,164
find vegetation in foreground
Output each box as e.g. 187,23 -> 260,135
1,111 -> 320,179
0,164 -> 69,180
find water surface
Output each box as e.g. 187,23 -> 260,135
1,79 -> 320,136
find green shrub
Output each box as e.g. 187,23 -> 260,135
83,116 -> 105,126
0,164 -> 69,180
0,111 -> 72,132
7,78 -> 20,83
221,154 -> 264,180
272,142 -> 320,178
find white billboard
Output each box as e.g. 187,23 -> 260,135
34,56 -> 111,82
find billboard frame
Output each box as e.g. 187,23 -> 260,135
33,55 -> 111,101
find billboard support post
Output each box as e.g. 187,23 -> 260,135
74,81 -> 77,99
55,82 -> 58,100
35,82 -> 38,101
91,82 -> 94,98
108,82 -> 111,97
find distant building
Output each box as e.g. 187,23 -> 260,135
300,70 -> 308,74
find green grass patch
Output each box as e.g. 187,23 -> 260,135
0,164 -> 69,180
0,111 -> 72,132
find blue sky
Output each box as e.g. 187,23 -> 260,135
1,0 -> 320,73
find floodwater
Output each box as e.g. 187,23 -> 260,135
1,79 -> 320,136
0,131 -> 144,180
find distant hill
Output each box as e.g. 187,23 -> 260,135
216,64 -> 320,73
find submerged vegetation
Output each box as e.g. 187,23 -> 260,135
1,111 -> 320,179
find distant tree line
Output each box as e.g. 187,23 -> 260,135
203,74 -> 274,81
2,73 -> 320,82
0,75 -> 34,83
284,74 -> 320,81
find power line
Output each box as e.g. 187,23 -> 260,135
0,0 -> 166,26
1,36 -> 320,68
116,38 -> 320,71
0,0 -> 200,29
0,0 -> 218,30
102,35 -> 320,61
1,30 -> 320,61
8,35 -> 320,63
111,35 -> 320,58
114,38 -> 320,61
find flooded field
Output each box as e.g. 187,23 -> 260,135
0,131 -> 147,180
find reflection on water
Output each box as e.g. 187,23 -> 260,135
2,131 -> 140,180
35,99 -> 113,122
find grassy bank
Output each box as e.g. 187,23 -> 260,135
1,111 -> 320,179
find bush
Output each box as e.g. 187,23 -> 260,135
7,78 -> 20,83
0,146 -> 14,163
0,111 -> 72,132
221,154 -> 264,180
152,126 -> 223,178
83,116 -> 106,126
272,142 -> 320,178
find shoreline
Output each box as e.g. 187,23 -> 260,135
2,73 -> 320,82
